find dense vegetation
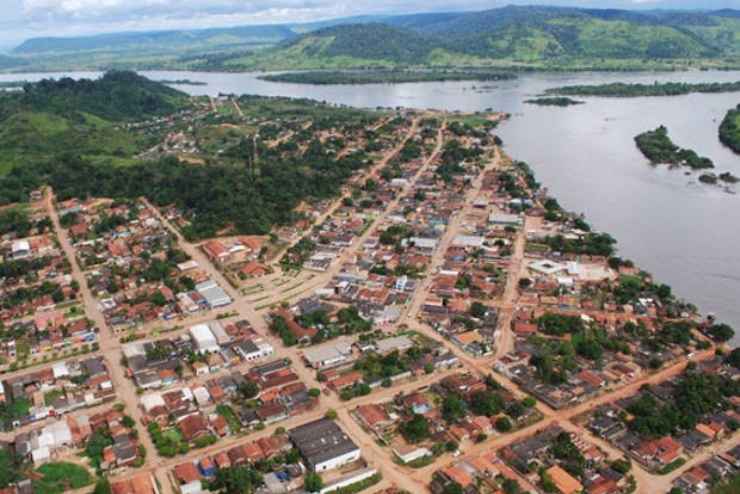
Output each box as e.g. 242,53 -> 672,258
627,371 -> 739,438
524,97 -> 584,107
543,232 -> 616,256
7,7 -> 740,72
32,462 -> 93,494
203,7 -> 740,71
546,81 -> 740,97
0,76 -> 392,241
259,70 -> 517,85
0,146 -> 374,239
13,71 -> 188,121
635,126 -> 714,169
14,25 -> 295,55
719,104 -> 740,154
0,71 -> 187,174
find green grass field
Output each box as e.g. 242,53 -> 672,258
33,462 -> 93,494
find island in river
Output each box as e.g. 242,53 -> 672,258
258,70 -> 517,85
719,104 -> 740,154
524,97 -> 584,107
635,126 -> 714,170
546,80 -> 740,97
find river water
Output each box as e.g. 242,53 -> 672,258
3,69 -> 739,341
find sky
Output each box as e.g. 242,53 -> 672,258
0,0 -> 738,50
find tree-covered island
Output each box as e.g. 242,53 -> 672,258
524,97 -> 584,107
546,81 -> 740,98
258,70 -> 517,85
719,104 -> 740,154
634,126 -> 714,170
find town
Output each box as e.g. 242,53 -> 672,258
0,92 -> 737,494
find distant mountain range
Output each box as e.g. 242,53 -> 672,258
5,5 -> 740,71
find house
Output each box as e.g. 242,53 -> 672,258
110,473 -> 157,494
178,414 -> 209,442
355,404 -> 392,432
404,393 -> 431,415
174,462 -> 201,484
636,436 -> 683,466
440,465 -> 473,490
393,441 -> 431,464
240,262 -> 269,278
289,418 -> 360,472
546,465 -> 583,494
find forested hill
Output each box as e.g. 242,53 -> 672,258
210,6 -> 740,70
7,6 -> 740,71
0,72 -> 189,174
273,24 -> 439,66
13,25 -> 297,55
13,71 -> 188,121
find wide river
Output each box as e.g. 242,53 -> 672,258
3,69 -> 740,341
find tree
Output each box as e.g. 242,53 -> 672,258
495,417 -> 513,432
470,390 -> 503,417
506,401 -> 525,419
707,324 -> 735,342
308,388 -> 321,398
726,348 -> 740,369
400,414 -> 430,443
442,395 -> 467,423
213,466 -> 263,494
611,458 -> 631,474
93,478 -> 111,494
238,380 -> 260,399
502,478 -> 521,494
443,482 -> 463,494
0,448 -> 19,488
325,409 -> 338,420
304,472 -> 323,493
470,302 -> 488,319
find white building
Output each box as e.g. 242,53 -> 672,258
189,324 -> 220,354
11,240 -> 31,259
489,213 -> 523,227
375,335 -> 414,355
452,235 -> 485,248
195,280 -> 232,308
303,339 -> 353,369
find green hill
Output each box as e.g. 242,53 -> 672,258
13,25 -> 296,55
16,71 -> 188,121
220,6 -> 740,70
222,24 -> 444,70
8,6 -> 740,71
0,71 -> 187,174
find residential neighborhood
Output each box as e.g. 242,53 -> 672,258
0,95 -> 736,494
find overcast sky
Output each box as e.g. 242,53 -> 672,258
0,0 -> 737,50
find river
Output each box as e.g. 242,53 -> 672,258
3,69 -> 739,341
